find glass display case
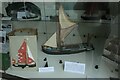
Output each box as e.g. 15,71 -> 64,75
0,1 -> 119,79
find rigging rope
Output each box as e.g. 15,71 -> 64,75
43,1 -> 48,40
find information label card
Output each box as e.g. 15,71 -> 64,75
64,61 -> 85,74
39,67 -> 54,72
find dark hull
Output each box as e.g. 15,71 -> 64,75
13,63 -> 36,69
42,43 -> 94,55
81,15 -> 100,20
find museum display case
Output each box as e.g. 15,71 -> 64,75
0,1 -> 119,79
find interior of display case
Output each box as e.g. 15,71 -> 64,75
0,1 -> 119,79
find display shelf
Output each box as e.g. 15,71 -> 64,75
6,52 -> 87,78
1,17 -> 12,21
78,19 -> 111,24
6,53 -> 119,78
5,30 -> 118,78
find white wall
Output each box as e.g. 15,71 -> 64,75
1,2 -> 8,16
0,1 -> 2,14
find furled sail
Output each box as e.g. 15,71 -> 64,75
44,32 -> 57,48
59,5 -> 77,43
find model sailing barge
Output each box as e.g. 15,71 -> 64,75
12,39 -> 36,68
42,5 -> 94,55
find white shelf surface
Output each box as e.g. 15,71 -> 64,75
6,45 -> 118,78
6,52 -> 118,78
5,21 -> 118,78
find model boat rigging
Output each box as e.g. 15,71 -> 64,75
12,39 -> 36,68
42,5 -> 94,55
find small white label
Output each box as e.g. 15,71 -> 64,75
64,61 -> 85,74
39,67 -> 54,72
